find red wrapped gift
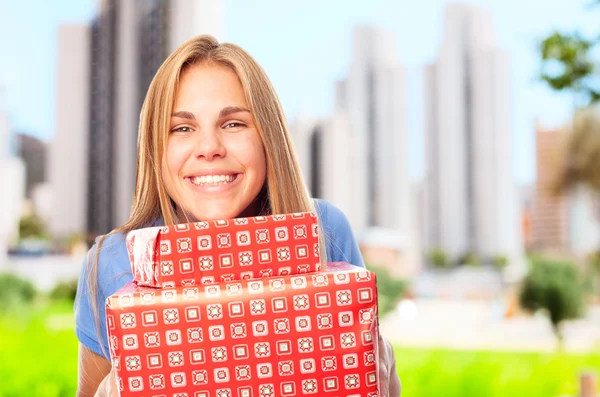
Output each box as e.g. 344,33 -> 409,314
105,263 -> 380,397
127,213 -> 321,288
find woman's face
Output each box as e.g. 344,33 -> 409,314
162,62 -> 267,221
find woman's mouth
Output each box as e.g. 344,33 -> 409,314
186,174 -> 239,186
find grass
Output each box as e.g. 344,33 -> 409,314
394,346 -> 600,397
0,301 -> 599,397
0,301 -> 78,397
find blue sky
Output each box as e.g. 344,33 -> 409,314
0,0 -> 597,183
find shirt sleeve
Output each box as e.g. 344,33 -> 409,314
74,233 -> 133,360
316,199 -> 365,268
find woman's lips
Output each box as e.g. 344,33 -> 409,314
184,173 -> 242,193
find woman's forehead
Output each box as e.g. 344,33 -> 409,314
174,64 -> 249,113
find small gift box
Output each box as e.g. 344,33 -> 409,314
127,212 -> 321,288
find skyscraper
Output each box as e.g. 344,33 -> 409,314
84,0 -> 222,239
290,111 -> 354,220
0,90 -> 25,262
49,24 -> 90,239
530,124 -> 569,251
336,26 -> 410,233
424,3 -> 522,263
16,133 -> 47,198
87,4 -> 116,239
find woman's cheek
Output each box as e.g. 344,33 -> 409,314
166,138 -> 192,176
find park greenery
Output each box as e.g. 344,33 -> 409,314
519,259 -> 585,348
0,288 -> 598,397
18,214 -> 49,241
538,2 -> 600,259
367,264 -> 409,316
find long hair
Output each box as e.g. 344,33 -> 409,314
83,35 -> 327,357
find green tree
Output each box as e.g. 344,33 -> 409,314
0,272 -> 37,313
366,264 -> 408,317
427,248 -> 450,269
539,31 -> 599,107
539,3 -> 600,258
18,214 -> 48,240
519,259 -> 584,348
49,279 -> 78,302
457,251 -> 480,267
492,254 -> 509,270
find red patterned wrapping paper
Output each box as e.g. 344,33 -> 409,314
127,213 -> 320,288
106,262 -> 380,397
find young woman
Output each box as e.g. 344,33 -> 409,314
74,35 -> 400,397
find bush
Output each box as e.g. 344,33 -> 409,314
19,214 -> 48,240
519,259 -> 584,347
457,251 -> 480,267
492,254 -> 508,270
49,279 -> 78,302
587,251 -> 600,297
0,272 -> 37,313
427,248 -> 450,269
366,264 -> 408,317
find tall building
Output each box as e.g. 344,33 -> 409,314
290,111 -> 354,219
568,185 -> 600,255
0,90 -> 25,263
16,133 -> 47,198
424,3 -> 522,264
49,24 -> 90,239
530,125 -> 569,251
85,0 -> 222,239
335,26 -> 410,233
531,122 -> 600,256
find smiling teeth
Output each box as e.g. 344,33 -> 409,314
190,175 -> 236,185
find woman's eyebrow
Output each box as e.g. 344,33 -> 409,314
219,106 -> 251,118
171,111 -> 196,120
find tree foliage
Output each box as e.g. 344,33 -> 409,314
19,214 -> 48,240
366,264 -> 408,317
0,272 -> 37,313
553,106 -> 600,194
427,248 -> 450,269
519,259 -> 584,347
539,4 -> 600,253
539,31 -> 599,106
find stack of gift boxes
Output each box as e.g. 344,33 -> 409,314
106,212 -> 380,397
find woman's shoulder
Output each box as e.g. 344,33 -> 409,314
312,199 -> 364,267
91,232 -> 128,262
84,231 -> 133,295
313,199 -> 352,231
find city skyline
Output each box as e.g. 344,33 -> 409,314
423,3 -> 522,262
0,0 -> 596,185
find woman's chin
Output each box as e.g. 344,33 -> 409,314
188,205 -> 243,222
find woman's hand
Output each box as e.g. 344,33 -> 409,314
94,369 -> 119,397
378,334 -> 402,397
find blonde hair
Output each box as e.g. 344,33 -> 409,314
82,35 -> 327,357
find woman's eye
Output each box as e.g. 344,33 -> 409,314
223,122 -> 245,129
172,126 -> 192,133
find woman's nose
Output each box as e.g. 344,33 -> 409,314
193,129 -> 226,161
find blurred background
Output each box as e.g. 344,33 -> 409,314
1,0 -> 599,396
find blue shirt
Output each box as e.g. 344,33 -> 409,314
74,199 -> 364,358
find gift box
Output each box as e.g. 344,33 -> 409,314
105,262 -> 380,397
127,212 -> 321,288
